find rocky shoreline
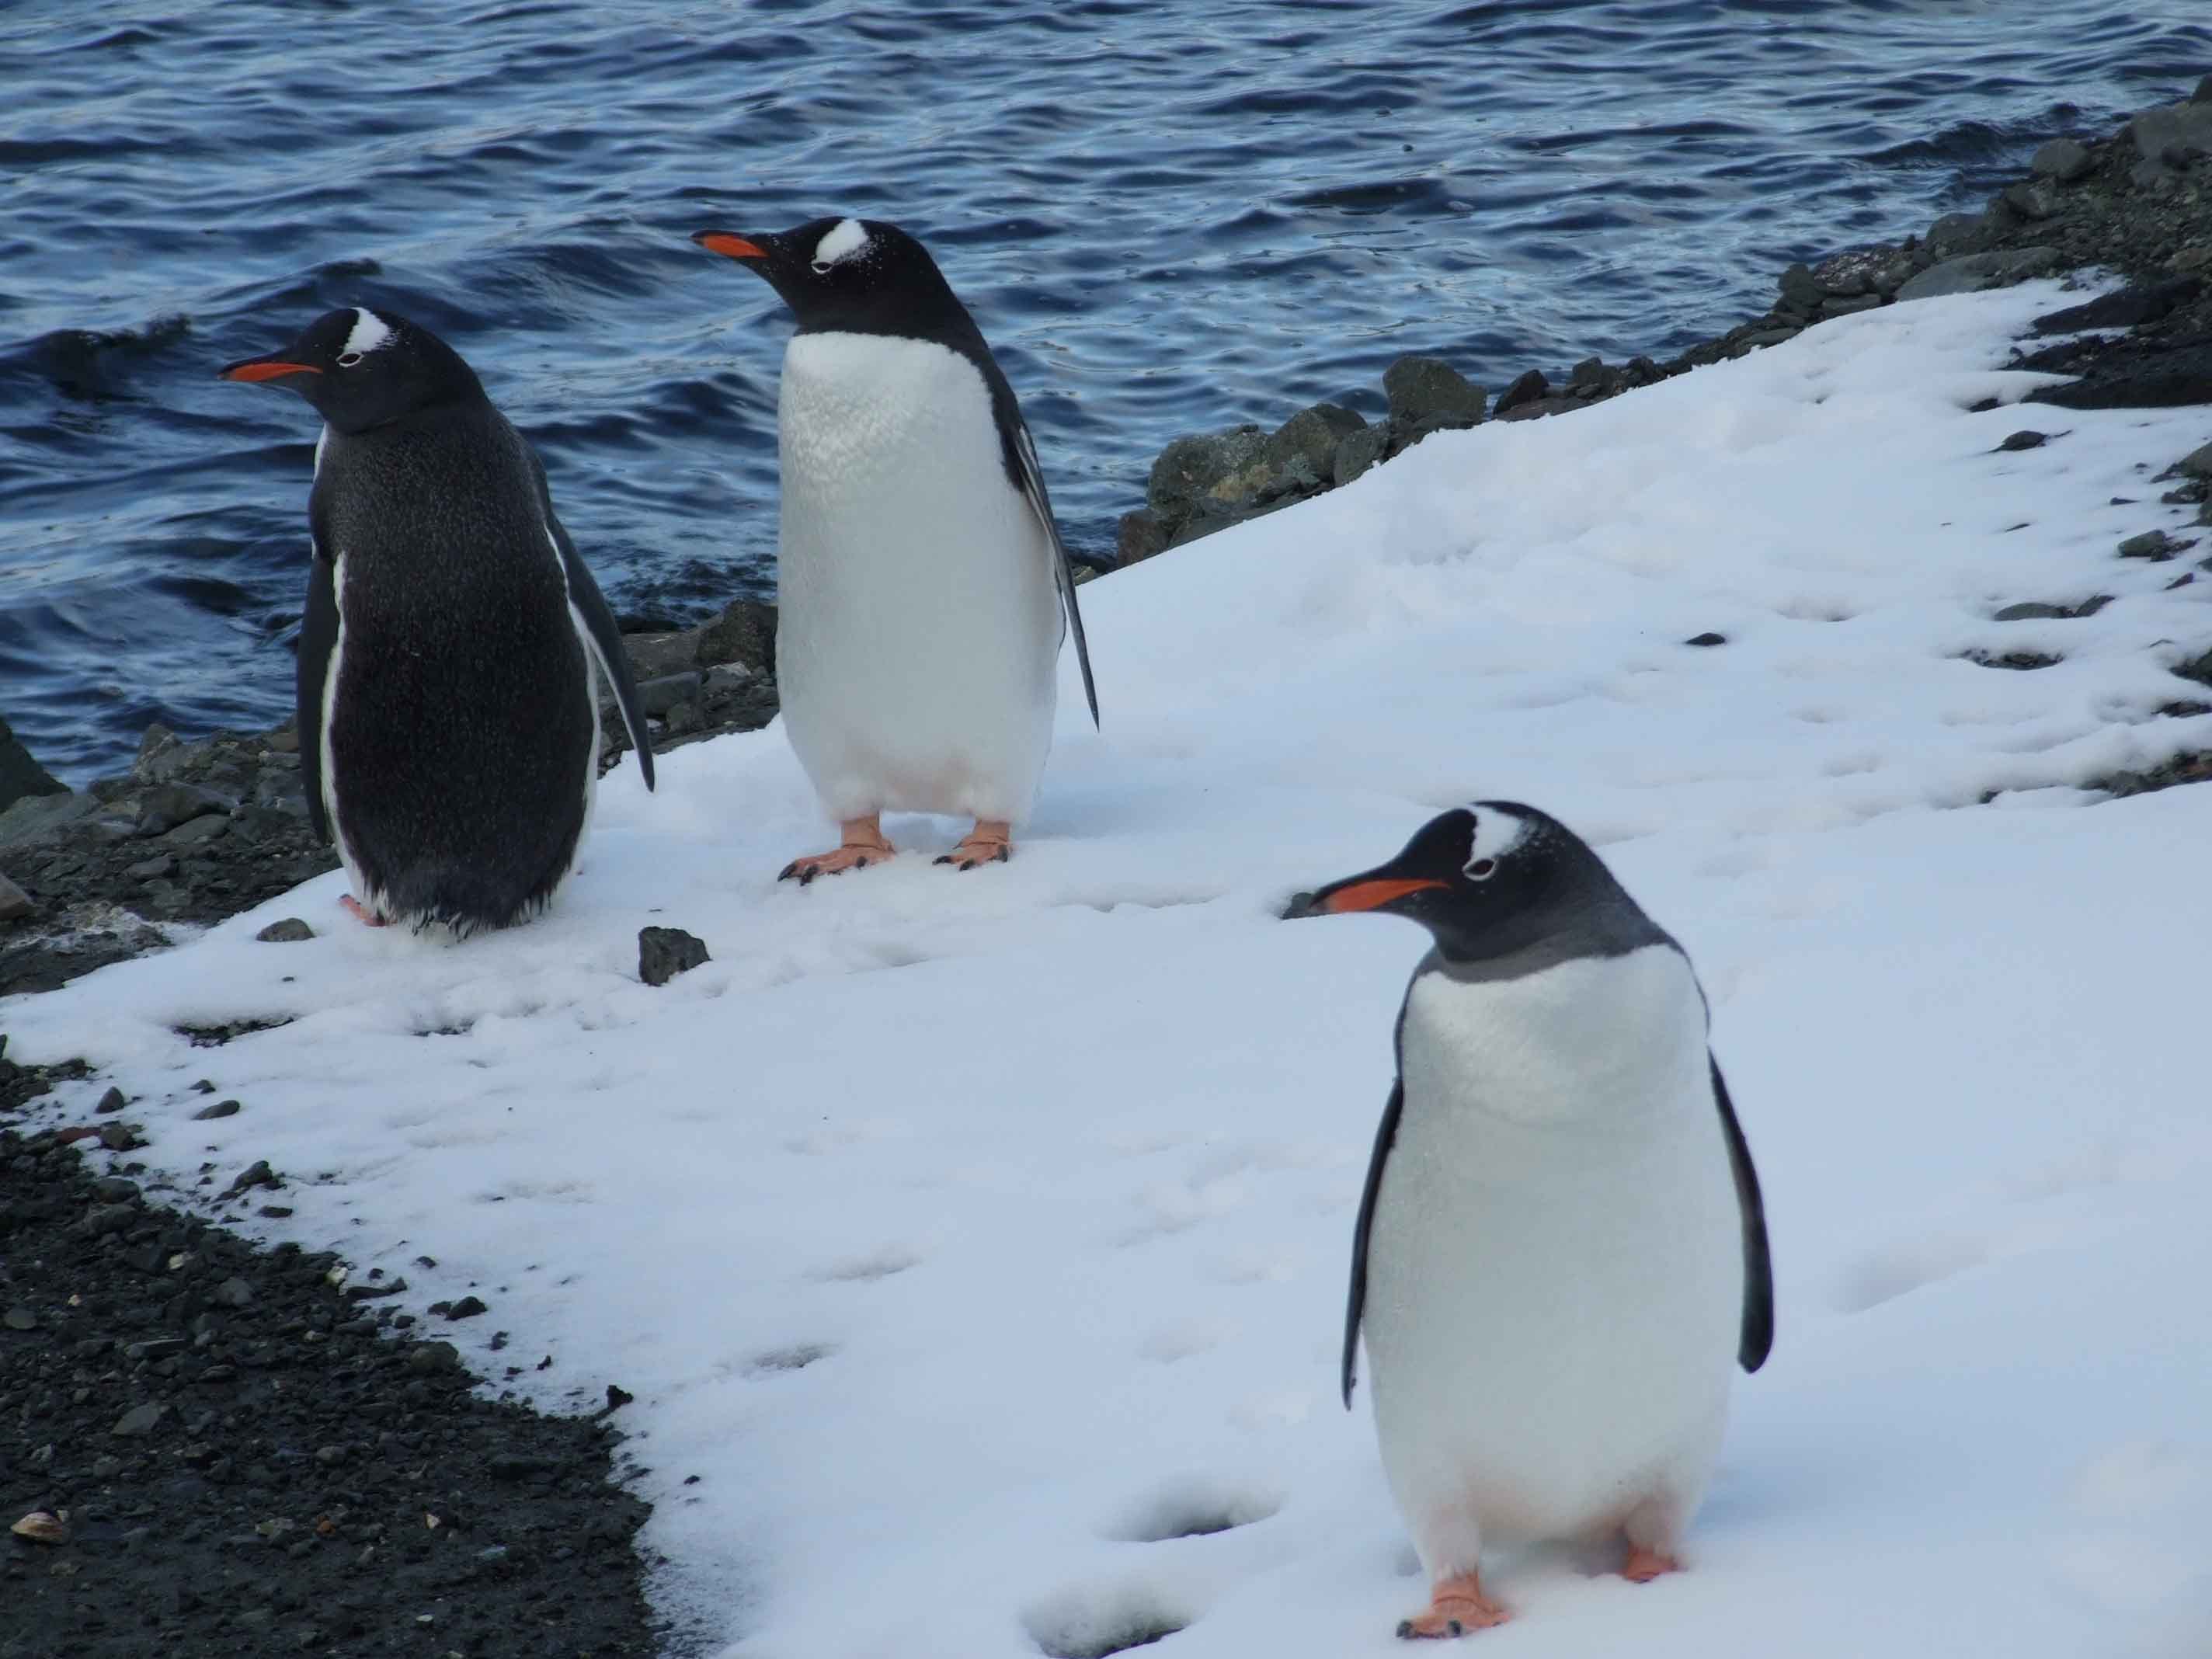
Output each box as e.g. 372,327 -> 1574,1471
4,83 -> 2210,1659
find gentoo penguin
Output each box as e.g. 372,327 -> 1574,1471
1288,802 -> 1772,1639
220,307 -> 654,933
691,216 -> 1098,882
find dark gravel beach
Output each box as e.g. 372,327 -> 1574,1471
4,85 -> 2210,1657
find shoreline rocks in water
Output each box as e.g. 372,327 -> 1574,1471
1122,77 -> 2212,559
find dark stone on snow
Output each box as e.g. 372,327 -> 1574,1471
638,925 -> 711,986
1684,632 -> 1727,648
191,1098 -> 242,1121
1333,423 -> 1390,487
1995,596 -> 2110,621
2118,530 -> 2192,561
2033,278 -> 2203,336
254,917 -> 314,943
1997,430 -> 2051,451
2173,440 -> 2212,480
2029,343 -> 2212,410
1491,369 -> 1551,417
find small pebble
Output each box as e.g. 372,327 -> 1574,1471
192,1098 -> 242,1122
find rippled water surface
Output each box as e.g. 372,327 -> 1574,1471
2,0 -> 2207,780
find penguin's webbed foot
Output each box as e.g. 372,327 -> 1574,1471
1619,1544 -> 1681,1584
935,819 -> 1013,871
779,818 -> 896,885
339,894 -> 390,928
1397,1574 -> 1510,1640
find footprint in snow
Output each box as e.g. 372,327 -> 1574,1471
1101,1475 -> 1282,1542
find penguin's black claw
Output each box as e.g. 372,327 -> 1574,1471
933,854 -> 955,867
1396,1621 -> 1415,1640
1447,1621 -> 1464,1638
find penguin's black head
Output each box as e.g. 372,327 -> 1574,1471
218,307 -> 485,435
1285,802 -> 1661,967
691,217 -> 974,340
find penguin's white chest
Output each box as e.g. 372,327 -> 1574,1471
774,331 -> 1059,824
1364,946 -> 1742,1557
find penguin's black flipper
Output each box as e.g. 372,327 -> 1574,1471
527,452 -> 655,791
1343,1075 -> 1405,1409
1004,403 -> 1100,730
1710,1055 -> 1773,1372
295,539 -> 339,845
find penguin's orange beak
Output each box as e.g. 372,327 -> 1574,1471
693,231 -> 768,261
1311,878 -> 1448,914
220,360 -> 322,382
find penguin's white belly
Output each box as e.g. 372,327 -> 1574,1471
1364,947 -> 1741,1561
775,331 -> 1059,824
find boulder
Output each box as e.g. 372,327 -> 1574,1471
696,599 -> 777,673
1145,426 -> 1271,519
2029,137 -> 2094,183
1115,507 -> 1170,567
1895,247 -> 2057,303
1333,424 -> 1390,487
1264,403 -> 1366,484
1382,358 -> 1486,430
0,713 -> 65,816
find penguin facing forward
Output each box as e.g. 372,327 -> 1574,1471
1287,802 -> 1772,1639
691,217 -> 1098,882
221,307 -> 654,934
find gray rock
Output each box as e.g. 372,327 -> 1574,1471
697,600 -> 777,672
1925,212 -> 1991,256
0,871 -> 30,923
2130,102 -> 2212,169
1776,263 -> 1824,315
1810,251 -> 1875,297
134,782 -> 235,837
97,1122 -> 141,1152
0,789 -> 99,850
1146,426 -> 1271,518
0,711 -> 66,816
2001,181 -> 2059,221
1116,507 -> 1170,567
1994,602 -> 2070,621
2178,441 -> 2212,482
112,1402 -> 168,1437
1820,294 -> 1884,319
1734,328 -> 1802,352
193,1098 -> 242,1121
621,631 -> 700,682
1333,424 -> 1390,487
639,925 -> 711,987
2118,530 -> 2190,561
638,673 -> 703,718
126,854 -> 175,881
255,917 -> 314,943
2029,137 -> 2094,183
211,1277 -> 254,1309
95,1087 -> 126,1115
1997,430 -> 2050,452
1895,247 -> 2058,303
443,1295 -> 489,1320
1491,369 -> 1551,417
1382,358 -> 1486,430
159,815 -> 229,848
130,723 -> 190,784
1264,402 -> 1367,482
3,1305 -> 36,1330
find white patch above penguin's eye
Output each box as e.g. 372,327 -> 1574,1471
811,217 -> 869,270
1462,807 -> 1531,876
340,308 -> 395,359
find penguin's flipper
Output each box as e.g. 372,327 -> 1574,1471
295,539 -> 339,846
528,454 -> 656,791
1710,1055 -> 1773,1372
1343,1076 -> 1404,1408
1010,418 -> 1101,730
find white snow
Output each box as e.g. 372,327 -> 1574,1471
9,280 -> 2212,1657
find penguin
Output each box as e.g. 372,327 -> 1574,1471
691,216 -> 1098,882
1286,802 -> 1772,1639
220,306 -> 655,934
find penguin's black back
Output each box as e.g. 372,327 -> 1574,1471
311,402 -> 593,932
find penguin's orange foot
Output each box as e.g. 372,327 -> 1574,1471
935,819 -> 1012,871
1620,1546 -> 1681,1584
1396,1575 -> 1510,1640
780,819 -> 896,885
339,895 -> 389,927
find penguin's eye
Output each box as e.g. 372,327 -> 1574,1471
1466,857 -> 1497,881
336,352 -> 363,368
809,260 -> 832,275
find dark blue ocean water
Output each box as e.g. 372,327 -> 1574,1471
2,1 -> 2206,783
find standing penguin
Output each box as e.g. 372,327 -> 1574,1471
221,307 -> 654,933
691,217 -> 1097,882
1289,802 -> 1772,1639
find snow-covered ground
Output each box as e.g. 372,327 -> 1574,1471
9,282 -> 2212,1657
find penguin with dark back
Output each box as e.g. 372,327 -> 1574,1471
221,307 -> 654,934
1289,802 -> 1771,1639
692,216 -> 1100,882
